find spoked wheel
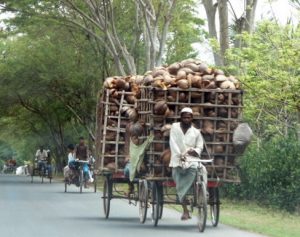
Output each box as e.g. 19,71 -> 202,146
79,170 -> 83,193
64,181 -> 67,193
151,182 -> 162,227
103,176 -> 112,219
209,187 -> 220,227
93,174 -> 97,193
139,180 -> 149,224
196,182 -> 207,232
158,184 -> 164,219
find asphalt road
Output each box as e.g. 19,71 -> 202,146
0,174 -> 266,237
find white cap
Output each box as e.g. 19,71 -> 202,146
180,107 -> 193,115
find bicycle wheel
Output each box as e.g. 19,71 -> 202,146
209,187 -> 220,227
158,184 -> 164,219
139,180 -> 148,224
93,174 -> 97,193
196,182 -> 207,232
79,169 -> 83,193
64,181 -> 67,193
151,182 -> 161,227
103,176 -> 112,219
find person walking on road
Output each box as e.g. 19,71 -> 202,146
169,107 -> 207,220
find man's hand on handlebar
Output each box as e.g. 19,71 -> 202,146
187,149 -> 199,157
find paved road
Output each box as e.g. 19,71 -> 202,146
0,175 -> 266,237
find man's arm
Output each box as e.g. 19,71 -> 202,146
169,125 -> 182,159
194,132 -> 204,156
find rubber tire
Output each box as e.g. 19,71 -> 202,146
197,182 -> 207,233
93,174 -> 97,193
158,184 -> 164,219
151,182 -> 160,227
65,182 -> 67,193
209,187 -> 220,227
103,177 -> 111,219
79,170 -> 83,193
139,180 -> 148,224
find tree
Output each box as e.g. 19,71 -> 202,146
226,21 -> 300,141
202,0 -> 258,66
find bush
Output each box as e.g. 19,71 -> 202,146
223,134 -> 300,213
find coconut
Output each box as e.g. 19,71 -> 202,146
143,74 -> 153,85
168,62 -> 181,74
198,63 -> 209,74
185,63 -> 199,72
126,108 -> 138,122
220,80 -> 236,89
218,108 -> 228,117
154,100 -> 168,115
106,162 -> 116,171
215,74 -> 227,82
202,120 -> 214,134
215,145 -> 224,154
176,70 -> 187,80
125,95 -> 136,104
115,78 -> 127,90
104,77 -> 116,89
178,92 -> 188,102
177,79 -> 189,89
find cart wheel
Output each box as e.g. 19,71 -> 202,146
151,182 -> 161,227
79,170 -> 83,193
103,176 -> 112,219
196,182 -> 207,232
93,174 -> 97,193
139,180 -> 148,223
209,187 -> 220,227
65,181 -> 67,193
158,184 -> 164,219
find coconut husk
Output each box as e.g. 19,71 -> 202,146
220,80 -> 236,89
202,120 -> 214,134
178,92 -> 188,102
104,77 -> 116,89
177,79 -> 189,89
154,100 -> 168,115
168,62 -> 181,74
176,70 -> 187,80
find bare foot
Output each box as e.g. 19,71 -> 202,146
181,212 -> 190,221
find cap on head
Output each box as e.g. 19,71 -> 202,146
180,107 -> 193,115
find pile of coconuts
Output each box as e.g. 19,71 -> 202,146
99,59 -> 243,180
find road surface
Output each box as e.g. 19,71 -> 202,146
0,175 -> 266,237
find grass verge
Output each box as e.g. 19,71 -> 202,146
220,199 -> 300,237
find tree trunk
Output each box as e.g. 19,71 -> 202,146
202,0 -> 222,66
245,0 -> 258,33
217,0 -> 229,66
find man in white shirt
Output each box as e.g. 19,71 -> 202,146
35,146 -> 48,172
169,107 -> 207,220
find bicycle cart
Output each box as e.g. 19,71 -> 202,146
64,160 -> 97,193
138,158 -> 211,232
135,85 -> 243,231
95,64 -> 244,232
31,160 -> 52,184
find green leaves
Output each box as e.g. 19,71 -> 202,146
226,21 -> 300,138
